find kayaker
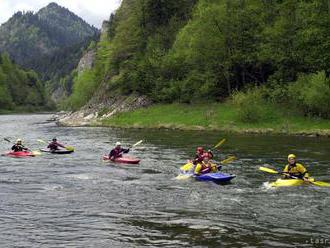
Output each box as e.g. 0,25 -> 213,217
193,147 -> 205,165
11,139 -> 28,152
194,153 -> 218,175
109,142 -> 130,161
282,154 -> 310,181
47,138 -> 65,151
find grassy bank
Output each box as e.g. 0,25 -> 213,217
100,103 -> 330,136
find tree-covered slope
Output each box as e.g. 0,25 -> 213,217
66,0 -> 329,118
0,53 -> 48,111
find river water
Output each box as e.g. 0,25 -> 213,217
0,114 -> 329,247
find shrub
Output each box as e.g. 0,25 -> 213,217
288,71 -> 330,118
231,87 -> 274,123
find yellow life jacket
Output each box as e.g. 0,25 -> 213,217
283,163 -> 309,178
194,161 -> 217,175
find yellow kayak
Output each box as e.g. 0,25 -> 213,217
180,162 -> 194,172
269,178 -> 306,187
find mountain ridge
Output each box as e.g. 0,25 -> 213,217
0,2 -> 100,103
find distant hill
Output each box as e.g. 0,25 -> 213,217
0,52 -> 49,111
0,2 -> 99,94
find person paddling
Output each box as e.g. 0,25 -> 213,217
282,154 -> 310,181
11,139 -> 29,152
192,147 -> 204,165
194,153 -> 218,175
109,142 -> 130,161
193,146 -> 214,163
47,138 -> 65,151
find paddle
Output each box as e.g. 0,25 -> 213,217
259,166 -> 330,187
213,138 -> 226,149
37,139 -> 74,152
131,140 -> 143,148
4,138 -> 41,156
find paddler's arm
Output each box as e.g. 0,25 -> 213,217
297,164 -> 310,181
282,165 -> 290,179
57,142 -> 66,148
208,150 -> 214,159
21,145 -> 29,151
122,148 -> 130,154
109,149 -> 116,160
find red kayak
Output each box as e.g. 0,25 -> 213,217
4,151 -> 36,157
103,155 -> 140,164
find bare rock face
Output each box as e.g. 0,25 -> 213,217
57,95 -> 152,127
101,21 -> 109,35
76,49 -> 96,74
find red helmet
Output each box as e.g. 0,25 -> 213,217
196,147 -> 204,152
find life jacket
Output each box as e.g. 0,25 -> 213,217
283,163 -> 309,178
12,144 -> 24,152
195,161 -> 217,175
48,141 -> 63,150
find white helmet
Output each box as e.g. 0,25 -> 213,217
115,142 -> 121,146
16,139 -> 22,143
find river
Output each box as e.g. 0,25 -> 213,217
0,114 -> 329,247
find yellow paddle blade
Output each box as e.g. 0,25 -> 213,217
310,181 -> 330,187
180,162 -> 194,171
65,146 -> 74,151
176,174 -> 192,180
259,166 -> 279,174
132,140 -> 143,147
32,151 -> 41,156
213,138 -> 226,149
220,156 -> 236,165
37,139 -> 47,144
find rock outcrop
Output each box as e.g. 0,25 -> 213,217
57,95 -> 152,126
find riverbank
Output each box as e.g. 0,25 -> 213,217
99,103 -> 330,137
0,106 -> 55,115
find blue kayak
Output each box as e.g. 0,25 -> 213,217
195,172 -> 236,183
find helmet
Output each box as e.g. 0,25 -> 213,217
197,147 -> 204,152
115,142 -> 121,146
16,139 -> 22,143
288,154 -> 296,160
52,137 -> 57,141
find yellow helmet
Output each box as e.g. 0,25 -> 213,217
288,154 -> 296,160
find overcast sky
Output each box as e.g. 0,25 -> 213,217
0,0 -> 121,28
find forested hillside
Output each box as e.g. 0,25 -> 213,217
68,0 -> 330,119
0,53 -> 48,111
0,2 -> 99,102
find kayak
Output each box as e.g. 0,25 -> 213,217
269,178 -> 305,187
176,172 -> 235,184
195,172 -> 236,183
4,151 -> 36,157
103,155 -> 140,164
40,149 -> 74,154
180,162 -> 194,172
